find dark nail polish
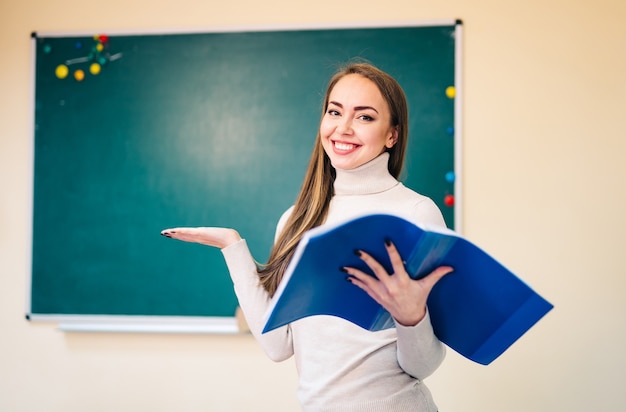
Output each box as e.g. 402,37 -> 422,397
385,238 -> 392,246
339,267 -> 348,273
345,276 -> 353,283
353,249 -> 362,257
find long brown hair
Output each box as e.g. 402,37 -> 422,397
257,62 -> 409,296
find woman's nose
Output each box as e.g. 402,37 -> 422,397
337,117 -> 353,134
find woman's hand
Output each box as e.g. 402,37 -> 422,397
160,227 -> 241,249
343,240 -> 453,327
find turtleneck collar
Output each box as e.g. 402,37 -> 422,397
333,152 -> 400,195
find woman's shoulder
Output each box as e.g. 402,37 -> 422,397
274,205 -> 295,241
391,184 -> 446,228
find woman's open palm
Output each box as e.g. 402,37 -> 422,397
161,227 -> 241,250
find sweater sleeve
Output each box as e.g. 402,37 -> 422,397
409,196 -> 447,228
394,195 -> 448,379
221,239 -> 294,362
395,310 -> 446,380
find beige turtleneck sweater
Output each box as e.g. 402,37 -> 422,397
221,152 -> 446,411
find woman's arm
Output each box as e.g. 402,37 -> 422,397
161,227 -> 294,362
221,238 -> 294,361
394,311 -> 447,380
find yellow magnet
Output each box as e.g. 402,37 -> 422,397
74,69 -> 85,81
89,63 -> 101,75
55,64 -> 69,79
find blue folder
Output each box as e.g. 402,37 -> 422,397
262,213 -> 553,365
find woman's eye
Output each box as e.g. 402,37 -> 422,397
327,109 -> 340,116
359,114 -> 374,121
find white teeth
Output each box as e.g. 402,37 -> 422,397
335,142 -> 356,150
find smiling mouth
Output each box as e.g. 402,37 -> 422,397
333,141 -> 361,151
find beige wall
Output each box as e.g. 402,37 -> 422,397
2,0 -> 625,410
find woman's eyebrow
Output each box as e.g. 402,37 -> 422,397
328,101 -> 379,114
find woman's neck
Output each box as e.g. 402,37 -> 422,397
333,152 -> 399,196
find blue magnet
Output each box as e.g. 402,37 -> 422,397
445,171 -> 455,183
446,126 -> 454,136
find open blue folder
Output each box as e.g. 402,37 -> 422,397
262,213 -> 553,365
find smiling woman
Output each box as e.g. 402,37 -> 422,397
162,62 -> 452,412
320,73 -> 399,170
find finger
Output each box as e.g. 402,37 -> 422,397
161,228 -> 177,238
384,239 -> 410,279
160,228 -> 200,242
161,227 -> 187,234
343,266 -> 380,290
355,249 -> 392,282
343,268 -> 385,303
420,266 -> 454,291
161,228 -> 186,237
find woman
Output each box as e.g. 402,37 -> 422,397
162,62 -> 452,411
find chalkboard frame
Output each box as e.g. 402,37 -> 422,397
27,20 -> 463,333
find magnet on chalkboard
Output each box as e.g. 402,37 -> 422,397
74,69 -> 85,82
445,171 -> 455,183
55,64 -> 69,79
444,194 -> 455,207
52,35 -> 121,82
89,63 -> 101,75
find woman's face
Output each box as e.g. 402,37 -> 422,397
320,74 -> 398,170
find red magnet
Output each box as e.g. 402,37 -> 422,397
444,194 -> 455,207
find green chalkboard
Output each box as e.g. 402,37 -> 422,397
29,23 -> 460,323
